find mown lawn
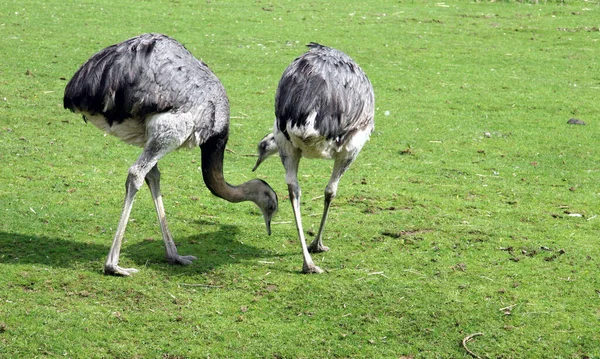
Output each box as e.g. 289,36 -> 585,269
1,1 -> 599,358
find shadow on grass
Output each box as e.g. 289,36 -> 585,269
127,223 -> 278,274
0,231 -> 106,268
0,224 -> 275,275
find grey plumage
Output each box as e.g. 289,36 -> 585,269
64,33 -> 277,276
64,33 -> 226,142
254,43 -> 374,274
275,42 -> 374,144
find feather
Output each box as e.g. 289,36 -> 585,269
64,33 -> 227,129
275,43 -> 374,142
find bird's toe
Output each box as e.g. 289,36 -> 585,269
168,254 -> 197,266
104,265 -> 139,276
308,243 -> 330,253
302,263 -> 324,274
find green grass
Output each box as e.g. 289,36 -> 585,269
1,0 -> 600,358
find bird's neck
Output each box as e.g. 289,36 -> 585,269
200,131 -> 246,203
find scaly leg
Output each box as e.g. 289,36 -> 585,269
282,152 -> 323,274
104,163 -> 151,276
104,120 -> 183,276
145,165 -> 197,265
289,184 -> 323,274
308,157 -> 354,253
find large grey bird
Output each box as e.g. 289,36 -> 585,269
253,43 -> 374,274
64,33 -> 278,276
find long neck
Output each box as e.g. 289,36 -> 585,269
200,131 -> 247,203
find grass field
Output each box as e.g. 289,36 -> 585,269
1,0 -> 600,358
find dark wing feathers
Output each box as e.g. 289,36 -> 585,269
275,43 -> 374,141
64,33 -> 223,126
64,36 -> 162,124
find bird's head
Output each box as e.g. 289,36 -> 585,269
244,179 -> 278,235
252,133 -> 279,172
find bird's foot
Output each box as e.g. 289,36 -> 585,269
307,241 -> 330,253
104,264 -> 139,276
302,263 -> 324,274
167,254 -> 197,266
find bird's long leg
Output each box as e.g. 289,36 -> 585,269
308,157 -> 354,253
105,121 -> 183,276
283,152 -> 323,274
104,161 -> 154,276
145,165 -> 197,265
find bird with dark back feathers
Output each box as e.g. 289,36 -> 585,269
253,42 -> 374,274
64,33 -> 278,276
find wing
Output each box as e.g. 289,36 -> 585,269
64,33 -> 227,126
275,43 -> 375,141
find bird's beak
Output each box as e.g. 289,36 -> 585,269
261,206 -> 275,236
264,215 -> 272,236
252,155 -> 264,172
